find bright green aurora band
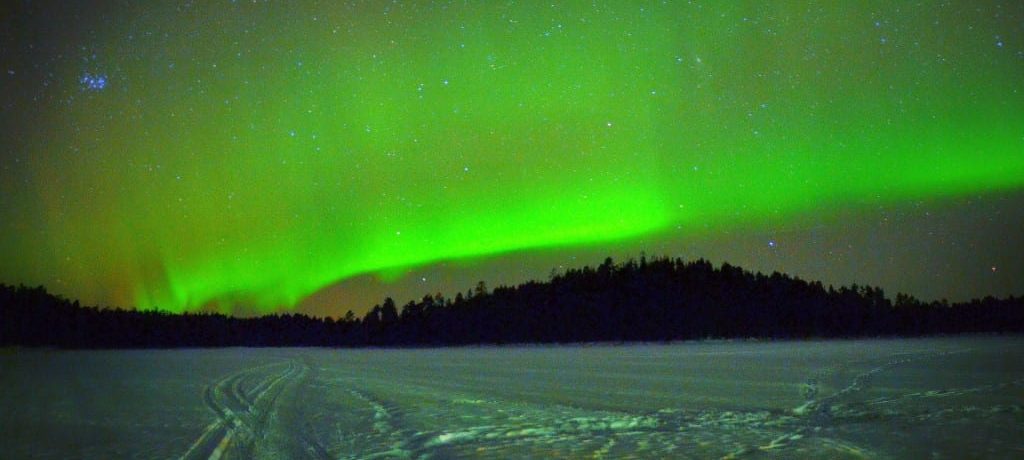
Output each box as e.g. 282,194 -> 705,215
1,1 -> 1022,313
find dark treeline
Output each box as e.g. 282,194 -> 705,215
2,256 -> 1022,348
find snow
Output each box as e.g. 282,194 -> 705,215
1,337 -> 1022,458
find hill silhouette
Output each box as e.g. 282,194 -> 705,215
2,256 -> 1021,348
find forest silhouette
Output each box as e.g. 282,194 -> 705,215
2,256 -> 1021,348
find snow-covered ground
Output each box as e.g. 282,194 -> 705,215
1,337 -> 1022,458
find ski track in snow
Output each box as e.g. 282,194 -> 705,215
179,358 -> 330,460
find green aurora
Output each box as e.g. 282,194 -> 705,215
1,1 -> 1022,313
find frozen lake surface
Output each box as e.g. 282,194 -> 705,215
1,337 -> 1022,459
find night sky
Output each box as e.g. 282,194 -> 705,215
1,1 -> 1022,316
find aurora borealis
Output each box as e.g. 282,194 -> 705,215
1,1 -> 1022,315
